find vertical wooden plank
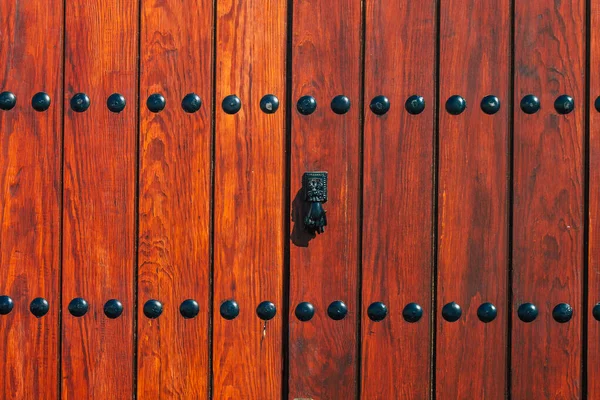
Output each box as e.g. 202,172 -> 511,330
512,0 -> 585,398
212,0 -> 286,397
62,1 -> 138,398
0,1 -> 63,398
288,0 -> 361,398
436,1 -> 510,398
137,0 -> 212,398
360,0 -> 435,399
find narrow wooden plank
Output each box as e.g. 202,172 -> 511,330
288,0 -> 361,398
212,0 -> 286,397
0,1 -> 63,398
512,0 -> 585,398
360,0 -> 435,398
436,1 -> 510,398
62,1 -> 138,398
137,1 -> 213,398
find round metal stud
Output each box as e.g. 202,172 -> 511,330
593,303 -> 600,321
143,299 -> 163,319
147,93 -> 166,113
445,95 -> 466,115
517,302 -> 538,322
520,94 -> 540,114
295,302 -> 315,322
103,299 -> 123,319
554,95 -> 574,115
595,96 -> 600,113
70,93 -> 90,112
477,302 -> 497,323
0,92 -> 16,111
402,302 -> 423,323
331,95 -> 351,114
68,297 -> 88,317
220,300 -> 239,320
32,92 -> 51,112
182,93 -> 202,113
327,300 -> 348,321
297,95 -> 317,115
369,95 -> 390,115
552,303 -> 573,323
30,297 -> 49,318
107,93 -> 126,113
367,302 -> 388,322
405,95 -> 425,115
256,301 -> 277,321
180,299 -> 199,319
222,95 -> 241,114
0,295 -> 14,315
481,95 -> 501,115
260,94 -> 279,114
442,301 -> 462,322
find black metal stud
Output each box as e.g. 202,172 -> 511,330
327,300 -> 347,321
147,93 -> 166,113
143,299 -> 163,319
477,302 -> 497,323
442,302 -> 462,322
445,95 -> 466,115
367,302 -> 388,322
103,299 -> 123,319
182,93 -> 202,113
295,302 -> 315,322
481,95 -> 501,115
297,95 -> 317,115
402,302 -> 423,323
517,302 -> 538,322
31,92 -> 51,112
256,301 -> 277,321
0,295 -> 14,315
220,300 -> 239,320
331,95 -> 351,114
260,94 -> 279,114
107,93 -> 126,113
552,303 -> 573,323
595,97 -> 600,113
68,297 -> 88,317
520,94 -> 540,114
554,95 -> 574,115
369,95 -> 390,115
222,95 -> 241,114
180,299 -> 199,319
30,297 -> 49,318
0,92 -> 16,111
405,95 -> 425,115
70,93 -> 90,112
593,303 -> 600,321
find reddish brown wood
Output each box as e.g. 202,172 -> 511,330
61,1 -> 138,398
288,0 -> 361,398
436,1 -> 510,398
0,1 -> 63,398
512,0 -> 585,398
137,1 -> 213,398
360,0 -> 435,398
212,0 -> 286,397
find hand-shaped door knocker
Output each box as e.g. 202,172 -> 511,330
302,172 -> 327,234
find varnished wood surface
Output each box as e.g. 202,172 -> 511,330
61,1 -> 138,398
360,0 -> 435,398
0,1 -> 63,398
512,0 -> 585,398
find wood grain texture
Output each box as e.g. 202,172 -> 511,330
137,1 -> 213,398
0,1 -> 63,398
512,0 -> 585,398
360,0 -> 435,398
62,1 -> 138,398
289,0 -> 361,398
212,0 -> 286,397
436,1 -> 510,398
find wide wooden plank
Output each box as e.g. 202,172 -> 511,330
62,1 -> 138,398
360,0 -> 435,398
212,0 -> 286,397
288,0 -> 361,398
512,0 -> 585,398
137,1 -> 213,398
436,1 -> 510,398
0,1 -> 63,398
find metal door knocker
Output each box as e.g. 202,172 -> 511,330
302,172 -> 327,234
